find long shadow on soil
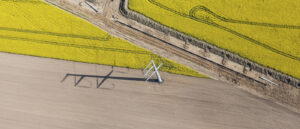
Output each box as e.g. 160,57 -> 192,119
61,72 -> 158,88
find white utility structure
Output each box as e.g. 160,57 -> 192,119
144,60 -> 163,83
259,76 -> 278,86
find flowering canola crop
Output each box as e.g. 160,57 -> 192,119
0,0 -> 205,77
129,0 -> 300,79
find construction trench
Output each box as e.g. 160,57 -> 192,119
44,0 -> 300,110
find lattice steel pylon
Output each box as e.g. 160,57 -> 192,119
144,60 -> 163,83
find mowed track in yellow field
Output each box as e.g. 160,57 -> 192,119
0,0 -> 205,77
129,0 -> 300,79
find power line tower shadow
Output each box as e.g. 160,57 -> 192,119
61,70 -> 159,88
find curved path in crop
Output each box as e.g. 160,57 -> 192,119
189,5 -> 300,29
147,0 -> 300,61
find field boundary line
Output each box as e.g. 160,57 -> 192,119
119,0 -> 300,88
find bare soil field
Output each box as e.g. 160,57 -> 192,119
0,52 -> 299,129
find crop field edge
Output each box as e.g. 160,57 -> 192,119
125,0 -> 300,81
0,0 -> 207,78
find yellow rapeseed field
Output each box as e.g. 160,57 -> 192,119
129,0 -> 300,79
0,0 -> 206,77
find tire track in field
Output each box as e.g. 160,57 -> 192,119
0,0 -> 45,4
189,5 -> 300,29
0,34 -> 152,55
0,27 -> 111,41
147,0 -> 300,61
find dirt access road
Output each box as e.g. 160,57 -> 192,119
44,0 -> 218,78
0,53 -> 299,129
